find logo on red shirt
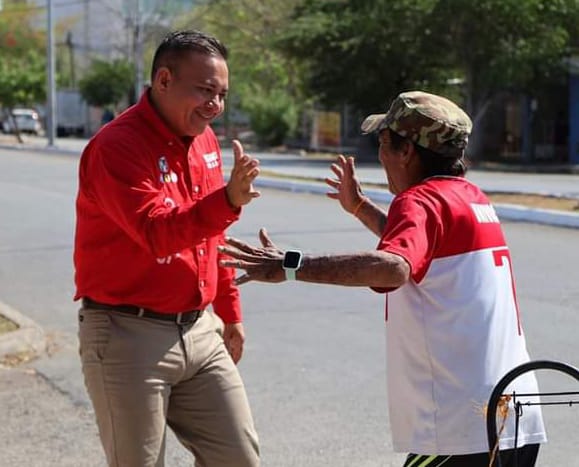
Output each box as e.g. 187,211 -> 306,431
158,156 -> 178,184
203,152 -> 219,169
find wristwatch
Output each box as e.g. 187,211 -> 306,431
282,250 -> 303,281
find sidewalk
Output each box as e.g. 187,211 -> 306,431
0,366 -> 103,466
0,364 -> 189,466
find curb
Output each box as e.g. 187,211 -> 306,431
0,300 -> 46,360
254,176 -> 579,229
0,141 -> 82,156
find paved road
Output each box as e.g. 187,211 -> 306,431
0,147 -> 578,466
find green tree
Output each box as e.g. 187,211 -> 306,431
278,0 -> 439,115
278,0 -> 579,158
78,59 -> 134,109
0,51 -> 46,143
280,0 -> 579,114
0,0 -> 47,142
428,0 -> 579,114
424,0 -> 579,157
241,88 -> 298,146
0,0 -> 45,59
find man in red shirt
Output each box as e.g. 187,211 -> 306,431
74,30 -> 260,466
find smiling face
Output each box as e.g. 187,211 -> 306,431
150,51 -> 228,137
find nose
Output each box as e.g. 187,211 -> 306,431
206,94 -> 220,109
204,98 -> 221,116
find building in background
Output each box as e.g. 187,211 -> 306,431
30,0 -> 195,136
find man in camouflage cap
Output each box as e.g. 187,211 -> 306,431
219,90 -> 545,467
361,90 -> 472,157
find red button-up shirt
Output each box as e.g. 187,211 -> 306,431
74,91 -> 242,323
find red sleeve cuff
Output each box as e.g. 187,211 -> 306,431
213,301 -> 242,323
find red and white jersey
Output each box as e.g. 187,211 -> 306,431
375,176 -> 546,455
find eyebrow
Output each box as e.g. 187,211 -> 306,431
199,79 -> 228,93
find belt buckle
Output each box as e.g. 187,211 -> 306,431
176,312 -> 184,325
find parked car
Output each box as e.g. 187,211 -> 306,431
2,108 -> 44,135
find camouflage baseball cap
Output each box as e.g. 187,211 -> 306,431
361,91 -> 472,156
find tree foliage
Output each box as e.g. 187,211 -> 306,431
0,51 -> 46,109
0,0 -> 45,59
279,0 -> 579,119
78,59 -> 134,108
0,1 -> 47,142
241,87 -> 298,146
0,1 -> 46,105
0,50 -> 46,142
278,0 -> 441,114
426,0 -> 579,115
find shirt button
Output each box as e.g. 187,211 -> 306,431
168,141 -> 173,146
193,186 -> 200,193
200,280 -> 206,287
199,249 -> 205,256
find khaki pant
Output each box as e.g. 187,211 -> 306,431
78,307 -> 259,467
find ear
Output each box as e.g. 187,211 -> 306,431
153,67 -> 172,92
399,140 -> 416,167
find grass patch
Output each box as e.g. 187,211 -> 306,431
0,314 -> 18,335
487,193 -> 579,212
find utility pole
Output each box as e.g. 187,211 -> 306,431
46,0 -> 57,147
83,0 -> 91,136
83,0 -> 90,69
65,31 -> 76,87
134,0 -> 144,102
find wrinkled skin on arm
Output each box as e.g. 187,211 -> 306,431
219,228 -> 410,289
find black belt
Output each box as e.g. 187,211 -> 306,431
82,298 -> 203,325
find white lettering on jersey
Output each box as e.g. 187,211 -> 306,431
470,203 -> 499,224
203,152 -> 219,169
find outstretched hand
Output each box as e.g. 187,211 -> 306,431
325,155 -> 365,213
218,228 -> 285,285
226,139 -> 261,208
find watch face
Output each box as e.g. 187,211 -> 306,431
283,250 -> 302,269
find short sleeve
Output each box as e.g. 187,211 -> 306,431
376,194 -> 442,284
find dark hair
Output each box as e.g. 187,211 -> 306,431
388,129 -> 467,178
150,30 -> 228,83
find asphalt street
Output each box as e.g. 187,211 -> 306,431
0,144 -> 578,466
